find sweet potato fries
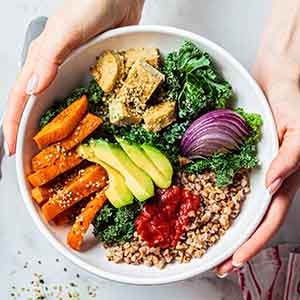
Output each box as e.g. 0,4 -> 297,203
33,96 -> 88,149
27,95 -> 108,251
32,113 -> 102,171
67,191 -> 107,250
41,164 -> 107,221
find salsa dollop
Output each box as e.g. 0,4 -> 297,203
135,186 -> 200,248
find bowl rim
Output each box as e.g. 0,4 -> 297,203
16,24 -> 278,285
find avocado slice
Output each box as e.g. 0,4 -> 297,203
97,161 -> 134,208
116,138 -> 171,189
88,140 -> 154,202
77,144 -> 134,208
141,144 -> 173,185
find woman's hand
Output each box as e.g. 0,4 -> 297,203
216,0 -> 300,276
217,42 -> 300,277
216,77 -> 300,277
3,0 -> 144,155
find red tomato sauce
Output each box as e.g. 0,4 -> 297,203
135,186 -> 200,249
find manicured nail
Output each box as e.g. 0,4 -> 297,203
26,73 -> 39,95
216,272 -> 228,278
268,177 -> 282,196
232,261 -> 244,269
4,140 -> 10,156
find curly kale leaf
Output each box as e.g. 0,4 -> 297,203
92,201 -> 143,246
162,121 -> 190,145
187,142 -> 258,186
106,124 -> 160,145
39,79 -> 103,128
86,79 -> 106,117
163,40 -> 232,121
185,109 -> 262,186
87,79 -> 103,104
235,107 -> 262,143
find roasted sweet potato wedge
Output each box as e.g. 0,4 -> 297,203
32,113 -> 103,171
31,169 -> 80,204
33,95 -> 88,149
27,151 -> 83,187
31,186 -> 54,205
67,191 -> 107,250
41,164 -> 107,221
52,198 -> 90,226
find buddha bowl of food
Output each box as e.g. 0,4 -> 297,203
16,25 -> 278,284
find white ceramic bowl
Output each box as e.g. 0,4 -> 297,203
16,25 -> 278,285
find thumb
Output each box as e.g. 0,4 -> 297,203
266,129 -> 300,195
3,18 -> 83,155
4,7 -> 120,155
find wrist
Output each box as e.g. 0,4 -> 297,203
253,0 -> 300,94
253,49 -> 300,96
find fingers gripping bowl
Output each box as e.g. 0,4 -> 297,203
16,26 -> 278,285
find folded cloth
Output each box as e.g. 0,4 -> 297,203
237,244 -> 300,300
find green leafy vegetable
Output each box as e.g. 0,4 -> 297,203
92,201 -> 142,245
87,80 -> 106,118
185,108 -> 262,186
87,79 -> 103,104
39,80 -> 103,128
38,41 -> 261,189
163,41 -> 232,121
235,107 -> 262,144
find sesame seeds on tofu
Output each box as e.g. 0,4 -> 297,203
109,59 -> 165,125
124,59 -> 164,104
143,101 -> 177,132
124,48 -> 160,70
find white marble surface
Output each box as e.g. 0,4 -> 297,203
2,0 -> 300,299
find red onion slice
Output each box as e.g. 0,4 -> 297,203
180,109 -> 250,158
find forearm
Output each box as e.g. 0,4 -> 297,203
255,0 -> 300,91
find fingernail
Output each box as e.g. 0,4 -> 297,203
216,272 -> 228,279
267,177 -> 282,196
26,73 -> 39,95
232,261 -> 244,269
4,140 -> 10,156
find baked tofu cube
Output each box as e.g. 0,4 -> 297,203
125,48 -> 160,70
109,97 -> 141,125
90,50 -> 123,93
143,101 -> 176,132
124,59 -> 164,104
108,59 -> 164,125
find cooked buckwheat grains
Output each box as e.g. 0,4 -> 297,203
106,170 -> 250,268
